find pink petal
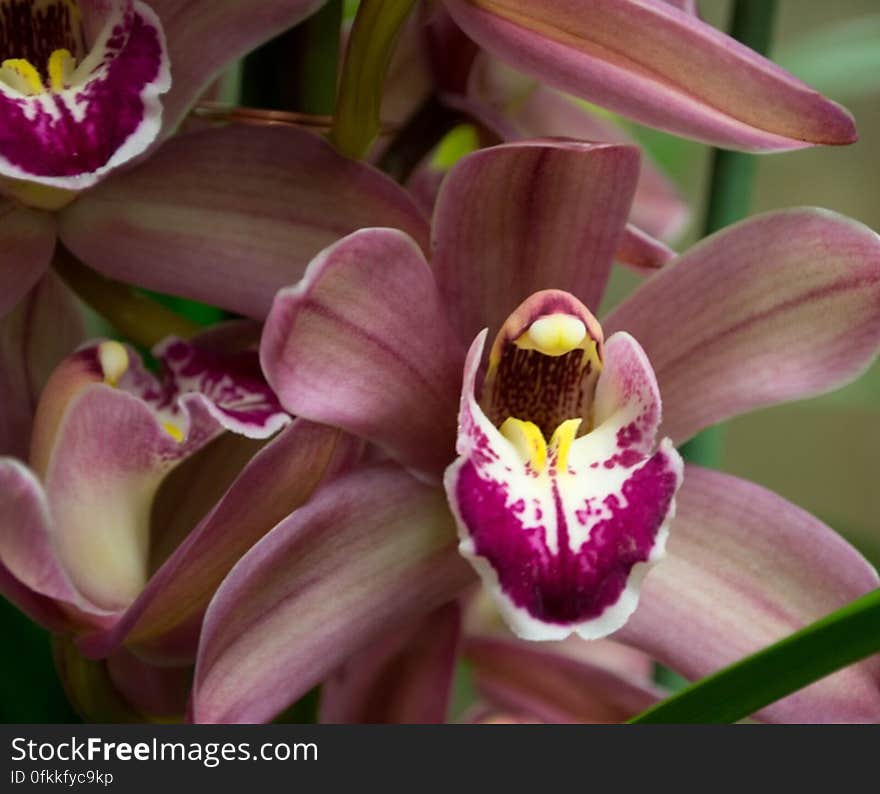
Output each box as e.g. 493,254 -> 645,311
192,464 -> 472,724
148,0 -> 325,136
617,466 -> 880,723
443,0 -> 856,151
59,126 -> 430,318
466,635 -> 661,723
320,603 -> 462,724
604,209 -> 880,444
78,419 -> 357,660
432,141 -> 638,344
1,273 -> 84,458
0,200 -> 56,316
261,228 -> 464,478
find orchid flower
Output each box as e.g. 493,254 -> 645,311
0,0 -> 331,315
189,140 -> 880,724
0,324 -> 355,719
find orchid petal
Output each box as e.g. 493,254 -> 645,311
78,419 -> 357,660
617,466 -> 880,723
192,464 -> 472,724
446,329 -> 683,641
147,1 -> 326,137
432,141 -> 638,344
604,209 -> 880,444
320,603 -> 462,724
443,0 -> 856,151
261,228 -> 464,478
466,54 -> 690,240
0,200 -> 56,316
59,125 -> 429,318
1,273 -> 84,457
0,1 -> 171,188
466,635 -> 661,723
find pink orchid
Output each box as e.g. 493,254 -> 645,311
0,324 -> 355,719
189,140 -> 880,724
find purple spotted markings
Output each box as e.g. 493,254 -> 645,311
0,0 -> 169,189
87,335 -> 291,458
444,290 -> 683,641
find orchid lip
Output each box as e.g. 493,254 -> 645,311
0,0 -> 171,189
446,292 -> 684,641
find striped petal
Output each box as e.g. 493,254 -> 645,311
261,228 -> 464,479
0,1 -> 170,189
432,140 -> 638,344
604,209 -> 880,444
617,466 -> 880,723
192,464 -> 472,724
59,125 -> 430,318
443,0 -> 856,151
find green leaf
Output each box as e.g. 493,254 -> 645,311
628,587 -> 880,723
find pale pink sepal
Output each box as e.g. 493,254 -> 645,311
605,209 -> 880,445
617,465 -> 880,723
192,464 -> 473,724
443,0 -> 856,151
261,228 -> 465,479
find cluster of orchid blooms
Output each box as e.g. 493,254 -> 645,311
0,0 -> 878,725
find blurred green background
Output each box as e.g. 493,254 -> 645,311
2,0 -> 878,722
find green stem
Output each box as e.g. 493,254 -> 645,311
330,0 -> 417,158
629,587 -> 880,723
53,248 -> 200,348
681,0 -> 778,469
